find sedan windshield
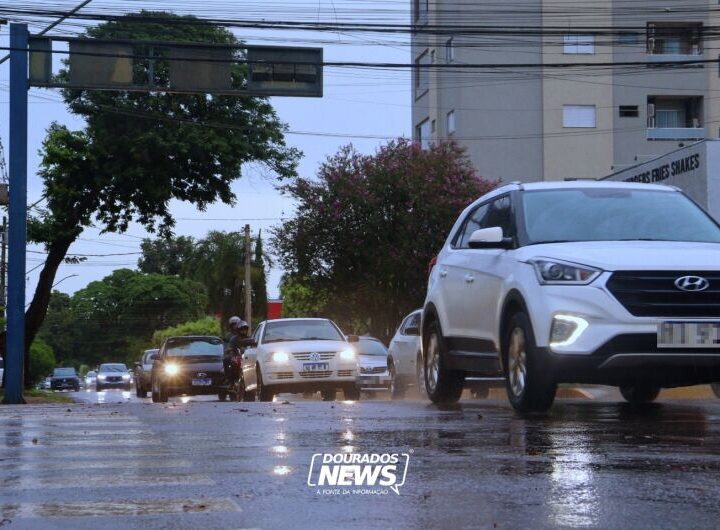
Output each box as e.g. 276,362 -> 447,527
522,189 -> 720,244
53,368 -> 76,377
166,339 -> 223,357
358,339 -> 388,356
263,320 -> 344,344
99,364 -> 128,373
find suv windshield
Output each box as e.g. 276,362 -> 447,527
53,368 -> 76,377
358,339 -> 388,356
99,364 -> 128,373
263,320 -> 344,344
522,189 -> 720,244
166,338 -> 223,357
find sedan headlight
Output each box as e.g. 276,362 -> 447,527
339,348 -> 356,361
97,374 -> 107,380
164,363 -> 180,376
530,259 -> 601,285
272,351 -> 290,363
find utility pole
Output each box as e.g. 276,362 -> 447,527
4,23 -> 28,404
0,216 -> 7,319
244,224 -> 252,333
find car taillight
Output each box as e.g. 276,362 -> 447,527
428,255 -> 437,275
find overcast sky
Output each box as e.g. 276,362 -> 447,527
0,0 -> 411,300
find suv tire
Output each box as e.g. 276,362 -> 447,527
620,384 -> 660,404
503,311 -> 556,413
424,320 -> 464,404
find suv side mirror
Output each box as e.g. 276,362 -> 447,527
468,227 -> 514,249
347,335 -> 360,343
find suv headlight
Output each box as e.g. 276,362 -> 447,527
530,259 -> 601,285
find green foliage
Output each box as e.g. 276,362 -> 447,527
273,139 -> 498,341
29,339 -> 56,385
280,276 -> 330,318
138,230 -> 269,326
39,270 -> 208,368
151,317 -> 222,347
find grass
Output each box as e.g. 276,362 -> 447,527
0,388 -> 75,404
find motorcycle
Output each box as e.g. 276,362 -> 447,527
221,337 -> 256,402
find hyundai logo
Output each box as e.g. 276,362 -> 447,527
674,275 -> 710,292
309,352 -> 321,362
197,372 -> 207,378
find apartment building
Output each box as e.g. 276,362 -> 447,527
411,0 -> 720,182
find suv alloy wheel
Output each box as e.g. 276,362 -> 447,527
503,312 -> 556,413
424,320 -> 464,404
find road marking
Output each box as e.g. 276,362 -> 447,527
0,498 -> 240,518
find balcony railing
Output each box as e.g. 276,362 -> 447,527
647,127 -> 705,140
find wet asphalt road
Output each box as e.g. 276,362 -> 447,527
1,393 -> 720,529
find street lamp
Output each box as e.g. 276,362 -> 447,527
52,274 -> 78,288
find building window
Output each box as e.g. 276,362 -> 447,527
619,105 -> 639,117
647,96 -> 702,128
413,0 -> 429,24
415,51 -> 430,97
446,37 -> 455,62
446,110 -> 456,135
647,23 -> 702,55
416,119 -> 431,150
563,34 -> 595,54
563,105 -> 596,128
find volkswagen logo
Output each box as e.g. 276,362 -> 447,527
309,352 -> 321,362
674,275 -> 710,292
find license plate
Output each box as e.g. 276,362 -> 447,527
302,362 -> 329,372
657,321 -> 720,348
192,378 -> 212,386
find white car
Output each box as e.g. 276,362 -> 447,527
387,310 -> 423,398
240,318 -> 360,401
354,337 -> 391,394
422,181 -> 720,412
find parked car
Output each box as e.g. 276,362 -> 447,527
151,336 -> 226,402
84,370 -> 97,387
387,310 -> 423,398
241,318 -> 359,402
354,336 -> 391,396
96,363 -> 133,391
41,376 -> 52,390
135,349 -> 158,398
50,367 -> 80,391
422,181 -> 720,412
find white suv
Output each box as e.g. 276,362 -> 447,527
422,181 -> 720,412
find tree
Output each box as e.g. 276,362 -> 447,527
17,11 -> 299,386
138,236 -> 196,276
68,269 -> 207,367
29,339 -> 56,386
37,291 -> 77,367
151,317 -> 221,348
279,276 -> 329,318
273,139 -> 497,341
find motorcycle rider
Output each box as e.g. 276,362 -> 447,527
223,316 -> 249,387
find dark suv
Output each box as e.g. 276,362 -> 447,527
50,367 -> 80,391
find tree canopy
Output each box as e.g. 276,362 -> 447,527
273,139 -> 497,341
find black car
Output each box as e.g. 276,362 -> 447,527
50,367 -> 80,391
96,363 -> 133,391
151,336 -> 226,402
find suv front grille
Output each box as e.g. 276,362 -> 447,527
606,271 -> 720,317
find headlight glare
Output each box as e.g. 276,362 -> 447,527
339,348 -> 356,361
272,351 -> 290,363
164,363 -> 180,376
531,259 -> 600,285
550,314 -> 589,348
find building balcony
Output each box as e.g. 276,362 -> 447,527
647,128 -> 705,140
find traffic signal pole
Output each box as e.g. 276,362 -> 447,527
3,23 -> 29,404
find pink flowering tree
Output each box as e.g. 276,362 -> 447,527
273,139 -> 498,341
